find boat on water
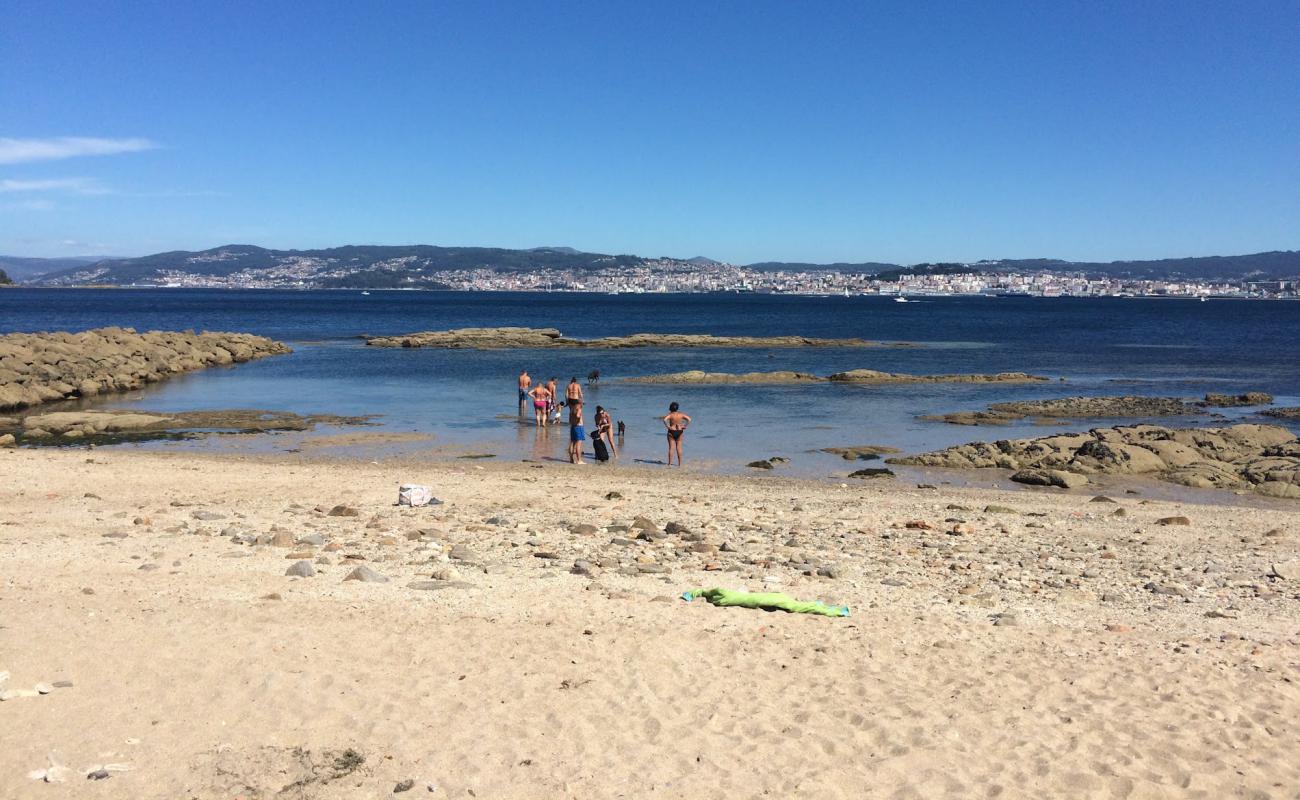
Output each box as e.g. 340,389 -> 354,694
893,296 -> 909,303
361,291 -> 371,295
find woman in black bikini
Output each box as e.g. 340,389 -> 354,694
661,401 -> 691,467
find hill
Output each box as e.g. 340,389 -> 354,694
750,252 -> 1300,280
747,260 -> 901,273
37,244 -> 649,287
0,268 -> 12,285
0,255 -> 107,282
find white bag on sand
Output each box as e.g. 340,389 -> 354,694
398,484 -> 433,507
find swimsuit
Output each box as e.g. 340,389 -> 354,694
534,399 -> 546,410
571,424 -> 586,442
668,428 -> 684,441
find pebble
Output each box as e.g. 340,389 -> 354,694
285,560 -> 315,578
1157,516 -> 1191,526
394,779 -> 414,793
344,565 -> 388,583
327,505 -> 360,517
449,545 -> 478,561
191,510 -> 225,521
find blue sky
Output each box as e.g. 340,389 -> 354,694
2,1 -> 1297,263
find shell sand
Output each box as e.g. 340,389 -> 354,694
1,447 -> 1297,798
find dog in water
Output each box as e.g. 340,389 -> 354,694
616,420 -> 625,436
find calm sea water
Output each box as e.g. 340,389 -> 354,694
3,288 -> 1298,477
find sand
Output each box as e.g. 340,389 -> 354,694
1,448 -> 1298,799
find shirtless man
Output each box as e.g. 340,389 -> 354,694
661,401 -> 691,467
528,383 -> 550,427
566,376 -> 583,410
568,401 -> 587,464
518,370 -> 532,414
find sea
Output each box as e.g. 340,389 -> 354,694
3,288 -> 1298,483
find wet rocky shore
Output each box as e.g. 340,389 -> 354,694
364,326 -> 912,349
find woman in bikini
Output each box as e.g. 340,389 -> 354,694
529,383 -> 550,427
661,401 -> 691,467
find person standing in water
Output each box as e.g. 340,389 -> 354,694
661,401 -> 691,467
518,370 -> 532,414
568,400 -> 587,464
546,377 -> 560,424
528,382 -> 550,427
595,405 -> 617,458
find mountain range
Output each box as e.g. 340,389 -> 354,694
11,245 -> 1300,287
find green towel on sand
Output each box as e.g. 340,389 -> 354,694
681,587 -> 849,617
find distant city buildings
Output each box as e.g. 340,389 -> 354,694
52,254 -> 1300,298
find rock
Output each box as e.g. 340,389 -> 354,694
0,433 -> 14,447
983,505 -> 1017,514
570,523 -> 599,536
1157,516 -> 1191,526
992,613 -> 1020,627
327,505 -> 359,517
1270,559 -> 1300,580
848,468 -> 895,479
1010,468 -> 1088,488
1112,508 -> 1128,518
298,533 -> 326,546
664,521 -> 691,535
366,327 -> 892,351
905,520 -> 932,530
1104,623 -> 1133,633
1201,392 -> 1273,407
431,567 -> 461,581
343,565 -> 388,583
285,560 -> 315,578
747,460 -> 774,470
394,779 -> 415,793
571,560 -> 596,576
270,531 -> 296,547
449,545 -> 478,561
631,517 -> 657,531
1090,495 -> 1117,503
604,491 -> 623,500
192,510 -> 225,521
820,445 -> 902,460
1144,582 -> 1189,598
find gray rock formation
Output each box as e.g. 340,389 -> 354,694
1201,392 -> 1274,407
364,327 -> 907,349
890,423 -> 1299,498
624,370 -> 1049,385
921,395 -> 1204,425
0,327 -> 290,412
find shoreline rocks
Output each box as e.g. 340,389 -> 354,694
1261,406 -> 1300,420
889,423 -> 1300,498
1201,392 -> 1273,407
0,328 -> 291,413
364,327 -> 912,349
921,395 -> 1206,425
624,370 -> 1049,385
5,409 -> 370,444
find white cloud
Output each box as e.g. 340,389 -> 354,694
0,136 -> 157,164
1,198 -> 56,211
0,177 -> 110,195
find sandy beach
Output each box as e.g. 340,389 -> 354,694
2,447 -> 1297,799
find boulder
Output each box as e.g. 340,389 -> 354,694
1010,469 -> 1088,488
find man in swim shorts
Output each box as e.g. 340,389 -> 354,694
518,370 -> 531,413
568,401 -> 586,464
528,382 -> 550,427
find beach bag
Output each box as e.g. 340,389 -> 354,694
398,484 -> 433,507
592,438 -> 610,462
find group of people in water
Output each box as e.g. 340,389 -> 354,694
517,369 -> 691,466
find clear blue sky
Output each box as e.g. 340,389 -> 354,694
2,0 -> 1297,263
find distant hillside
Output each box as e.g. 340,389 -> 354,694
0,268 -> 12,285
37,244 -> 650,287
0,255 -> 107,282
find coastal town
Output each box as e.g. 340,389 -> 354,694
131,256 -> 1300,298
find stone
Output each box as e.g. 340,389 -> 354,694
570,523 -> 599,536
1270,559 -> 1300,581
298,533 -> 326,546
747,460 -> 774,470
431,567 -> 461,581
664,521 -> 691,535
394,779 -> 415,793
449,545 -> 478,561
1010,468 -> 1088,489
983,505 -> 1017,514
848,468 -> 895,479
1090,495 -> 1118,503
604,491 -> 623,500
327,505 -> 360,517
344,565 -> 388,583
270,531 -> 296,547
1157,516 -> 1191,526
285,560 -> 315,578
191,510 -> 225,521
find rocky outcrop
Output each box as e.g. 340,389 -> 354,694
1261,407 -> 1300,420
921,395 -> 1204,425
1201,392 -> 1274,407
625,371 -> 821,385
4,409 -> 370,443
827,370 -> 1047,384
365,327 -> 909,349
821,444 -> 902,460
890,423 -> 1300,498
0,328 -> 291,412
624,370 -> 1049,385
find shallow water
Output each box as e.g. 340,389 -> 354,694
3,288 -> 1298,476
